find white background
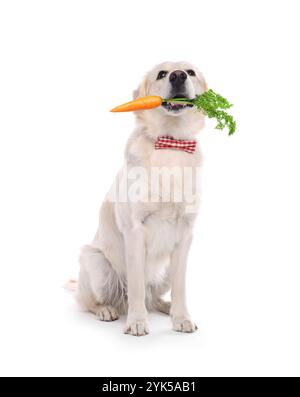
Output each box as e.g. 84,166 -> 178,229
0,0 -> 300,377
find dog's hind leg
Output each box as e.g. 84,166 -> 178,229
148,272 -> 171,315
153,298 -> 171,315
77,245 -> 120,321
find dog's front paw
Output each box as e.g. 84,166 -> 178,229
124,319 -> 149,336
172,317 -> 198,333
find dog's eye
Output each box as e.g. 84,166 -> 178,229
157,71 -> 168,80
187,69 -> 196,76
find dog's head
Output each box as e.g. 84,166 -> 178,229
133,61 -> 207,137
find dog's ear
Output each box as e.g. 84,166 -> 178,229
198,72 -> 208,92
133,76 -> 148,99
203,78 -> 208,92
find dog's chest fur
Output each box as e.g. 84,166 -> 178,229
125,132 -> 201,283
142,205 -> 193,284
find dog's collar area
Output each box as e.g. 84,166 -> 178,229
154,136 -> 197,154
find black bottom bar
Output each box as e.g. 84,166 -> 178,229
0,377 -> 299,393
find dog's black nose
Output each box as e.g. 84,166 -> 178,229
169,70 -> 187,84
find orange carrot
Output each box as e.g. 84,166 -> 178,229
110,96 -> 162,112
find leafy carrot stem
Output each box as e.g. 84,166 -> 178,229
165,89 -> 236,135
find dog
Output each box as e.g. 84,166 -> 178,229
77,61 -> 207,336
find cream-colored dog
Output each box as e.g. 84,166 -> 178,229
77,61 -> 207,336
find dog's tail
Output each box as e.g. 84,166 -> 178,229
64,278 -> 78,292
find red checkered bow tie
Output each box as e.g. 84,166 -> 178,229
155,136 -> 197,154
